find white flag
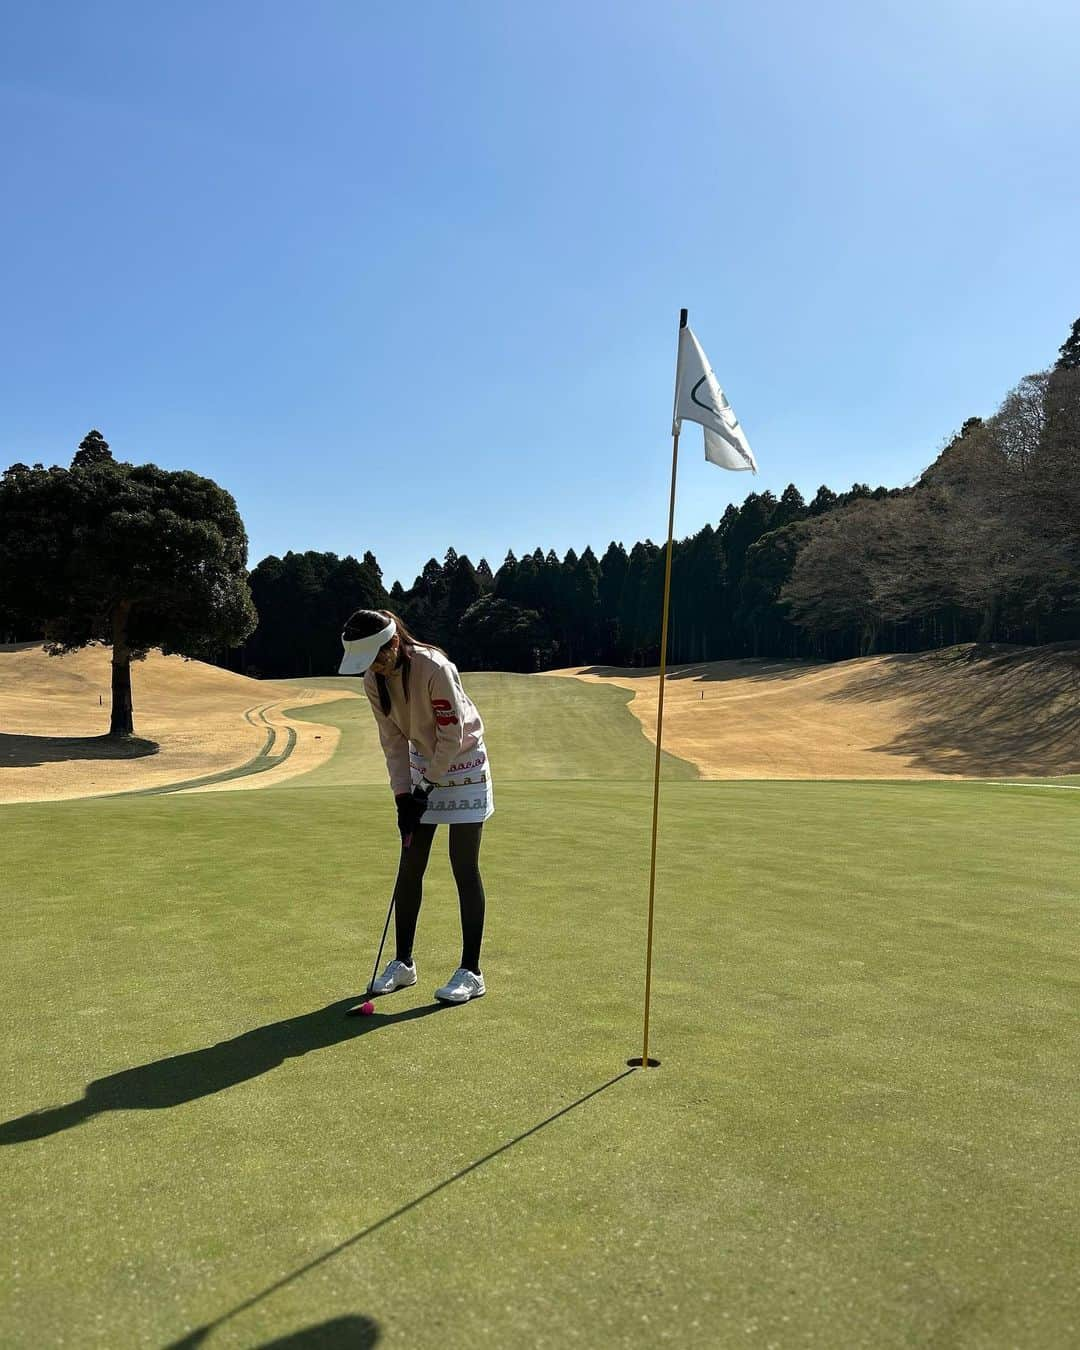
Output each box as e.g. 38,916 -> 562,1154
673,325 -> 757,473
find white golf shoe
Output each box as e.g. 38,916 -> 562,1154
434,967 -> 486,1004
370,959 -> 418,995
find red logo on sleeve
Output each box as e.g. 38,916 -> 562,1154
432,698 -> 459,728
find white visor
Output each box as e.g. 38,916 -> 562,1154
339,619 -> 396,676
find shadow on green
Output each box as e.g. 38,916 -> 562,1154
0,999 -> 448,1145
165,1069 -> 634,1350
171,1313 -> 380,1349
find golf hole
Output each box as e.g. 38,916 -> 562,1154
626,1056 -> 661,1068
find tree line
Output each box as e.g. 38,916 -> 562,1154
3,319 -> 1078,736
239,319 -> 1080,675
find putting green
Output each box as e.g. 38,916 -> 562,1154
2,674 -> 1078,1347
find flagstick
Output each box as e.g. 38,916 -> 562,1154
638,307 -> 687,1070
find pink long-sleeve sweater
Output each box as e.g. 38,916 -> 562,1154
363,643 -> 485,796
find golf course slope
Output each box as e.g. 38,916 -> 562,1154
0,642 -> 357,804
4,641 -> 1078,803
549,643 -> 1080,781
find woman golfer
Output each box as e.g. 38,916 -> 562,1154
339,609 -> 492,1005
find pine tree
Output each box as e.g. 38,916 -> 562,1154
407,558 -> 448,645
598,541 -> 629,662
842,483 -> 873,504
514,553 -> 541,611
772,484 -> 807,529
685,524 -> 726,661
807,485 -> 838,516
494,551 -> 520,602
716,503 -> 740,538
1056,316 -> 1080,371
72,429 -> 113,469
619,541 -> 662,664
447,554 -> 482,625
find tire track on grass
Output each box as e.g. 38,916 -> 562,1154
89,703 -> 299,799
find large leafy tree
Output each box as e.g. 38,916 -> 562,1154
741,524 -> 806,658
0,432 -> 257,736
918,374 -> 1079,641
999,368 -> 1080,632
781,500 -> 892,655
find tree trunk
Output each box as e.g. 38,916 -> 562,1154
110,601 -> 134,737
977,596 -> 1000,644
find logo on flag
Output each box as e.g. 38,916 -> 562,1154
674,326 -> 757,473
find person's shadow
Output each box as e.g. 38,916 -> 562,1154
256,1314 -> 380,1348
0,999 -> 445,1145
170,1313 -> 380,1348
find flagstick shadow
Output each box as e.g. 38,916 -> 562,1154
165,1068 -> 638,1349
0,999 -> 444,1145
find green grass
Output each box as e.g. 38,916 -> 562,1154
280,672 -> 697,786
2,674 -> 1079,1347
990,776 -> 1080,787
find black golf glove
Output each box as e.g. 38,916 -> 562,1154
395,793 -> 416,838
397,778 -> 435,837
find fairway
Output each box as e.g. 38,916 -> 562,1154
2,675 -> 1078,1348
255,672 -> 697,789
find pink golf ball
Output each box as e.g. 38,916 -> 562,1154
360,1001 -> 375,1016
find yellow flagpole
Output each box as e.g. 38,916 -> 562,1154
639,307 -> 687,1069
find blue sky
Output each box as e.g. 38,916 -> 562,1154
2,1 -> 1077,590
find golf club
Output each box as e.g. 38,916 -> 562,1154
349,823 -> 413,1016
365,893 -> 396,999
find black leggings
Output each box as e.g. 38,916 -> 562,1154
391,822 -> 486,974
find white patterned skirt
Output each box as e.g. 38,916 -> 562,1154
409,741 -> 495,826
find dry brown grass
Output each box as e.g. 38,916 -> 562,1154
5,641 -> 1076,800
546,644 -> 1080,779
0,643 -> 356,803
